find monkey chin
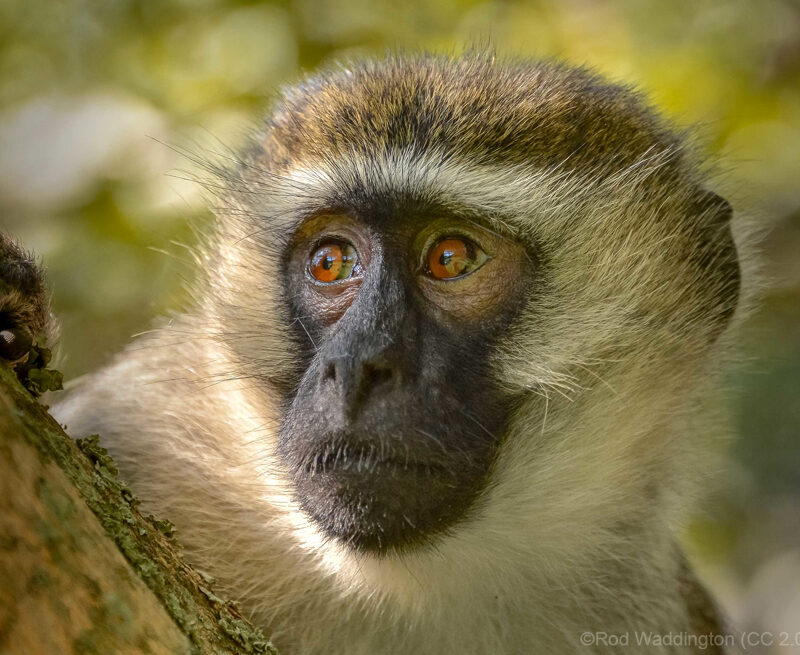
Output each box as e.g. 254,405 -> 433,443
287,435 -> 490,554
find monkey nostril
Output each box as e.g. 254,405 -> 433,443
362,362 -> 393,387
323,362 -> 337,381
322,356 -> 398,420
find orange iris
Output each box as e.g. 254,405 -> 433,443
309,241 -> 360,283
428,238 -> 470,280
310,243 -> 344,282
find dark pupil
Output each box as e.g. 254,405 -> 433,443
322,255 -> 335,270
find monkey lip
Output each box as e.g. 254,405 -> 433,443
293,450 -> 478,553
300,449 -> 450,477
282,431 -> 494,552
289,429 -> 460,478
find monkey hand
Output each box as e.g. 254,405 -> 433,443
0,232 -> 62,394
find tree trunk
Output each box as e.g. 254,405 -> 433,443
0,363 -> 277,655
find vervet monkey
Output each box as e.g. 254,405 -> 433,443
2,54 -> 743,654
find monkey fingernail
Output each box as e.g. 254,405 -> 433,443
0,327 -> 32,361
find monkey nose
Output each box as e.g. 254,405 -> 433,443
321,355 -> 398,420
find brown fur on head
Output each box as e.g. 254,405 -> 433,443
264,56 -> 683,173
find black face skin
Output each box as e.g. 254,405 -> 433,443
276,198 -> 531,553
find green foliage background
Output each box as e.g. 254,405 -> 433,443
1,0 -> 799,645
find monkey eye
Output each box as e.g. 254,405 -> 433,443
308,241 -> 361,283
425,237 -> 489,280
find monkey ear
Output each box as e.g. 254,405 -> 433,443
692,189 -> 740,335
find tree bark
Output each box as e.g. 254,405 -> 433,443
0,363 -> 277,655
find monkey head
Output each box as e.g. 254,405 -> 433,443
202,55 -> 740,563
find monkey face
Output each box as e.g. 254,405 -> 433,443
276,206 -> 532,552
209,55 -> 740,565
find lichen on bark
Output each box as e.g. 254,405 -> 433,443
0,363 -> 277,655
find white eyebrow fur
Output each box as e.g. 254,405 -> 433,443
255,144 -> 680,245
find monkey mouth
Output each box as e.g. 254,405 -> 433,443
284,432 -> 490,553
300,445 -> 449,477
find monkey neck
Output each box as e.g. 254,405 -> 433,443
241,514 -> 698,654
